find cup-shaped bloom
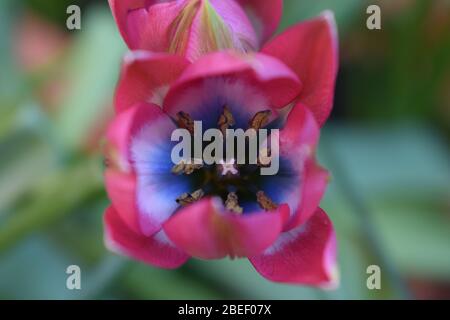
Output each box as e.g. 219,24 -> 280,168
104,12 -> 339,286
108,0 -> 283,61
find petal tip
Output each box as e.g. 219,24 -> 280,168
319,10 -> 339,54
123,50 -> 151,65
319,264 -> 340,290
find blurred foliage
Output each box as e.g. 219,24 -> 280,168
0,0 -> 449,300
24,0 -> 94,25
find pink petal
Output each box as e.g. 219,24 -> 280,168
272,103 -> 328,228
284,159 -> 329,231
183,0 -> 258,61
163,51 -> 302,116
105,103 -> 176,236
115,51 -> 189,113
279,103 -> 320,165
108,0 -> 145,49
262,11 -> 339,126
236,0 -> 283,45
249,208 -> 338,287
104,170 -> 142,235
108,0 -> 177,50
130,106 -> 193,236
163,198 -> 290,259
104,206 -> 189,268
109,0 -> 258,61
106,101 -> 165,170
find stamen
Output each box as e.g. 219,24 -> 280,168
217,105 -> 235,134
176,189 -> 204,206
172,160 -> 203,175
176,111 -> 194,134
225,192 -> 243,214
249,110 -> 271,130
256,191 -> 278,211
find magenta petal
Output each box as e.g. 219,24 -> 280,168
126,2 -> 182,51
262,11 -> 339,125
106,102 -> 163,169
164,198 -> 289,259
249,208 -> 338,287
236,0 -> 283,45
163,51 -> 302,115
184,0 -> 258,61
115,51 -> 189,113
284,159 -> 329,231
279,103 -> 320,165
274,103 -> 328,228
110,0 -> 259,61
104,170 -> 141,235
109,0 -> 177,50
105,103 -> 177,236
104,206 -> 189,268
108,0 -> 146,49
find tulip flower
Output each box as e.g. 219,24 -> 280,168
108,0 -> 283,61
103,11 -> 339,286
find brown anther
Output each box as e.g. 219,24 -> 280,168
256,191 -> 278,211
176,189 -> 204,206
225,192 -> 243,214
217,105 -> 235,134
171,160 -> 203,175
176,111 -> 194,134
171,162 -> 185,175
184,163 -> 203,174
249,110 -> 271,130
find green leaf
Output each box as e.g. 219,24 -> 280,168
0,159 -> 103,251
372,199 -> 450,279
0,131 -> 54,212
122,262 -> 227,299
319,123 -> 450,287
0,235 -> 125,299
320,123 -> 450,198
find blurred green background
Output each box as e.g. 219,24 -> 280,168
0,0 -> 449,300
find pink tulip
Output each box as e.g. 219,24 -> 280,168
109,0 -> 283,61
104,11 -> 339,287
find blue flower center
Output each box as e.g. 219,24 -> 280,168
171,106 -> 283,214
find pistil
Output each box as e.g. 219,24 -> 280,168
218,158 -> 239,176
225,192 -> 243,214
172,108 -> 279,213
